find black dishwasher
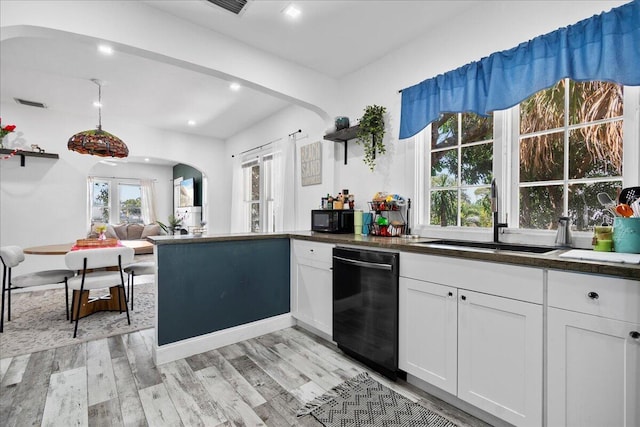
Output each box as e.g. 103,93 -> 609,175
332,247 -> 399,380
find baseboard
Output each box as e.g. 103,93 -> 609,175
152,313 -> 295,365
405,373 -> 512,427
293,318 -> 334,343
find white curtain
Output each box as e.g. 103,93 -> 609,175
273,135 -> 296,232
87,177 -> 94,230
140,179 -> 157,224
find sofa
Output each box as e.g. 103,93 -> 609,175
88,223 -> 162,254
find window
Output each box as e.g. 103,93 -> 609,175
518,79 -> 623,231
242,153 -> 274,232
89,178 -> 143,225
417,79 -> 637,235
427,112 -> 493,227
118,184 -> 142,224
91,180 -> 110,223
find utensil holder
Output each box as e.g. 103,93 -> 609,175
613,217 -> 640,253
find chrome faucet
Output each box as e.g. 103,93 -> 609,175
491,179 -> 508,243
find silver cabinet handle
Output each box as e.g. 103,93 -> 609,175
333,256 -> 393,271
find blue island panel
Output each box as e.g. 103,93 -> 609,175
156,238 -> 290,345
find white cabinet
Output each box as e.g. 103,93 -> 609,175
399,252 -> 543,427
547,271 -> 640,427
458,290 -> 542,427
291,240 -> 334,337
399,277 -> 457,394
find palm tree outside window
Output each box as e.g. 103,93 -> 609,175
518,78 -> 623,231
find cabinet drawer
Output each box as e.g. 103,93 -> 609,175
548,270 -> 640,323
292,240 -> 334,267
400,252 -> 543,303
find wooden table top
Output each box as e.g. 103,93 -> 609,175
23,243 -> 73,255
24,240 -> 154,255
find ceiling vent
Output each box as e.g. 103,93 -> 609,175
205,0 -> 248,15
14,98 -> 47,109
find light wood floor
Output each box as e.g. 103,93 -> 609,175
0,326 -> 490,426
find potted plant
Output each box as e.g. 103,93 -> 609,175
356,105 -> 387,171
157,214 -> 183,235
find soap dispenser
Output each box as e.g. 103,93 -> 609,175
554,216 -> 572,247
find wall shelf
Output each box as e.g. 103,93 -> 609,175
0,148 -> 59,167
324,125 -> 359,165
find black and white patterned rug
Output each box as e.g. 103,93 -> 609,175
298,372 -> 459,427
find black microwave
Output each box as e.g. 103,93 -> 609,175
311,209 -> 355,233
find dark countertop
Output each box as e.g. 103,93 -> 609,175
148,232 -> 640,281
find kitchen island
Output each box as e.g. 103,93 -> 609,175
149,234 -> 291,363
148,231 -> 639,364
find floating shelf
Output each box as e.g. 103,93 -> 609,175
324,125 -> 359,165
0,148 -> 59,167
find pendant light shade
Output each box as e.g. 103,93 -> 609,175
68,79 -> 128,158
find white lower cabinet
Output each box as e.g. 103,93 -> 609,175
399,277 -> 458,394
547,271 -> 640,427
457,290 -> 542,427
399,252 -> 543,427
291,240 -> 334,336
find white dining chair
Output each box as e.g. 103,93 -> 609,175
64,246 -> 134,338
0,246 -> 75,333
123,261 -> 155,310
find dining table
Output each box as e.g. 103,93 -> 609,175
23,240 -> 154,320
23,240 -> 154,255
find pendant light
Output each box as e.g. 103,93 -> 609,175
67,79 -> 128,158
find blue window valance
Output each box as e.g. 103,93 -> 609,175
399,0 -> 640,139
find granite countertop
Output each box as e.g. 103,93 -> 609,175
148,231 -> 640,280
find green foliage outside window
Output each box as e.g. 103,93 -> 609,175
429,112 -> 493,227
519,79 -> 623,231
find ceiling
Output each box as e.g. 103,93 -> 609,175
0,0 -> 478,163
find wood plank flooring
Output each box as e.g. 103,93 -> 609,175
0,326 -> 491,426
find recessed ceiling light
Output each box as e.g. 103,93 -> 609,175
98,44 -> 114,55
282,4 -> 301,19
93,101 -> 102,108
144,158 -> 150,162
187,120 -> 196,126
229,82 -> 241,91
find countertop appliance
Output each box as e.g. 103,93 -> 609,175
332,247 -> 399,379
311,209 -> 354,233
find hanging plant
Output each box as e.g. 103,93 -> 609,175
356,105 -> 387,171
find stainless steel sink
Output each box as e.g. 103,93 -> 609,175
414,239 -> 557,254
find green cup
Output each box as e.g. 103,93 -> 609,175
593,239 -> 613,252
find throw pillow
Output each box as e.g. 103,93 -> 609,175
127,223 -> 144,240
113,224 -> 129,240
141,224 -> 161,238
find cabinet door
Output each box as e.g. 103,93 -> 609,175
294,262 -> 333,336
399,277 -> 457,394
548,308 -> 640,427
458,290 -> 542,427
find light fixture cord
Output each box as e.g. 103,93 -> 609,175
97,83 -> 102,130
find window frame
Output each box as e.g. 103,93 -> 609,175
241,152 -> 275,233
414,84 -> 640,244
89,177 -> 143,225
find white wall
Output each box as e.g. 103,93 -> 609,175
225,105 -> 331,231
0,102 -> 229,274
